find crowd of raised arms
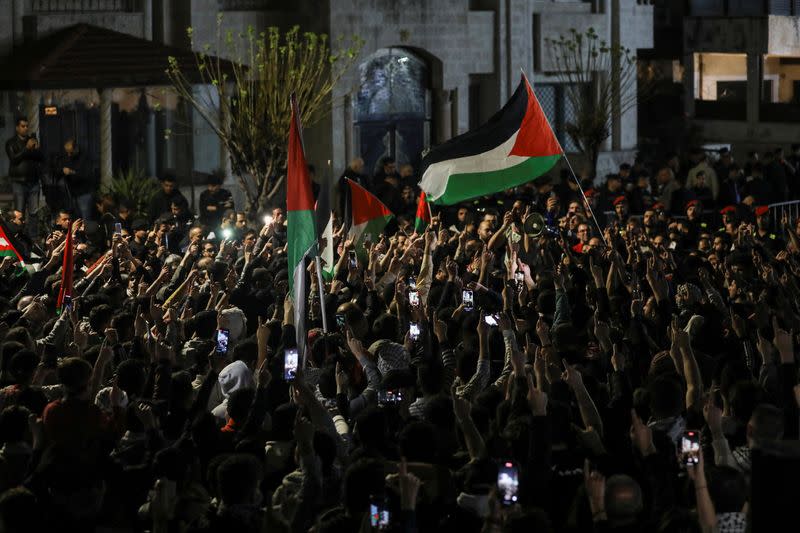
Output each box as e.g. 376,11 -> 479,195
1,145 -> 800,533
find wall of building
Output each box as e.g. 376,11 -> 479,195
327,0 -> 495,171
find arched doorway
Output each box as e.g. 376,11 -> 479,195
354,47 -> 432,178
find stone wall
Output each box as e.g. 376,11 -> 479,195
327,0 -> 495,170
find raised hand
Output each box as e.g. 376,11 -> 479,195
630,409 -> 655,456
526,372 -> 547,416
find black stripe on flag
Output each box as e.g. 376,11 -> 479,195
419,77 -> 529,177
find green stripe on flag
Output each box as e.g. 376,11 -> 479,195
431,154 -> 561,205
287,209 -> 316,294
351,215 -> 393,262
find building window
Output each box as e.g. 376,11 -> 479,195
535,83 -> 579,153
692,52 -> 748,120
354,47 -> 431,176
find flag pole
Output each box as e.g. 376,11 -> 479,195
561,154 -> 607,245
521,69 -> 607,245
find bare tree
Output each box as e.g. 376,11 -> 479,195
167,16 -> 362,213
546,27 -> 652,176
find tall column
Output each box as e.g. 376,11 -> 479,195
435,89 -> 452,144
746,51 -> 760,125
142,0 -> 153,40
12,0 -> 25,47
99,88 -> 113,188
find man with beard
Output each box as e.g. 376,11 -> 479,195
612,196 -> 629,226
642,208 -> 661,238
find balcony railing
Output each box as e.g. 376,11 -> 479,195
760,102 -> 800,122
694,100 -> 747,121
690,0 -> 800,16
31,0 -> 142,12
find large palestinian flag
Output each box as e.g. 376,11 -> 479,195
287,94 -> 317,358
419,74 -> 562,205
346,178 -> 394,260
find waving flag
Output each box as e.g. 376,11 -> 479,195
287,94 -> 317,358
346,178 -> 394,260
414,191 -> 431,233
0,221 -> 24,264
419,73 -> 562,205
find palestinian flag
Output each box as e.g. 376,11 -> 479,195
287,94 -> 316,358
414,191 -> 431,233
419,74 -> 562,205
346,178 -> 393,260
0,220 -> 24,264
56,224 -> 74,313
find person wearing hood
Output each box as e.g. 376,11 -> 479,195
210,360 -> 255,426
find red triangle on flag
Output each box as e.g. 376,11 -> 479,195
508,74 -> 563,158
347,178 -> 394,225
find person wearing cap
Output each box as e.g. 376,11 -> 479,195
582,187 -> 597,212
719,205 -> 737,230
754,205 -> 785,254
612,195 -> 629,224
684,199 -> 706,246
199,170 -> 234,229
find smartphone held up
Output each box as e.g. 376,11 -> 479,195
681,430 -> 700,466
215,329 -> 229,355
497,461 -> 520,506
284,348 -> 299,382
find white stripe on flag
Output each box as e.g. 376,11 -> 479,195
420,130 -> 522,201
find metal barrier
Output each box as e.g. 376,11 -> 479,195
768,200 -> 800,229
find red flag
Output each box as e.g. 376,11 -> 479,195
56,225 -> 74,313
414,191 -> 431,233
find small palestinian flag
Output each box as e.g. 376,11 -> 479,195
419,73 -> 562,205
0,226 -> 23,264
0,218 -> 25,264
414,191 -> 431,233
346,178 -> 394,261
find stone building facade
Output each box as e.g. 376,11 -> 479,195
0,0 -> 655,206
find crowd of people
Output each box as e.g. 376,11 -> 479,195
1,125 -> 800,533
